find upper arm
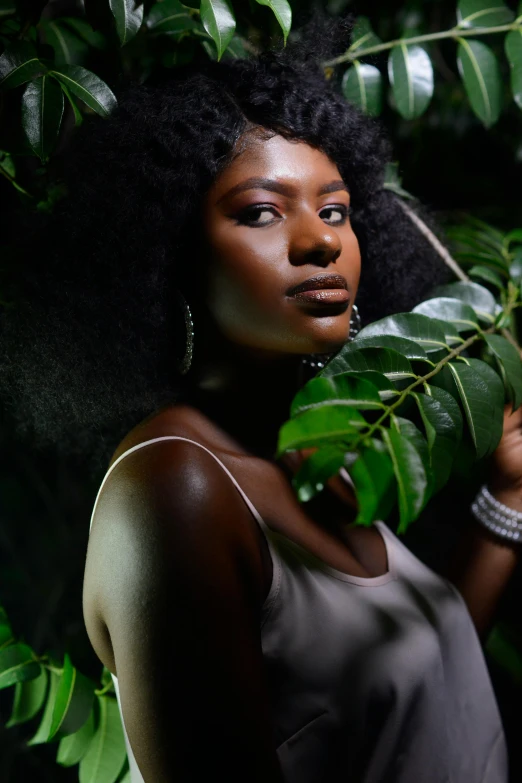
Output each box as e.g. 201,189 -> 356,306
83,440 -> 283,783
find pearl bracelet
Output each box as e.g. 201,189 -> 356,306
471,484 -> 522,543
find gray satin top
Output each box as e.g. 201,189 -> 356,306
89,436 -> 508,783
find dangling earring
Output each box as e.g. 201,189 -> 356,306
349,303 -> 361,342
175,291 -> 194,375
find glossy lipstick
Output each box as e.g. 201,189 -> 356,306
286,273 -> 350,306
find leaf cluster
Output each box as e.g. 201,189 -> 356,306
278,220 -> 522,534
0,605 -> 128,782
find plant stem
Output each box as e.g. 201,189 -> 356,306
94,681 -> 114,697
346,325 -> 495,449
323,21 -> 522,67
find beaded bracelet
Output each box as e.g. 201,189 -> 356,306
471,484 -> 522,543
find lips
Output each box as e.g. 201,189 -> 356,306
286,273 -> 348,297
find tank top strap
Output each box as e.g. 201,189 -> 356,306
89,435 -> 270,536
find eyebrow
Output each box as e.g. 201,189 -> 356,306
218,177 -> 349,202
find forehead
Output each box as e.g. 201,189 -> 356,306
209,133 -> 343,197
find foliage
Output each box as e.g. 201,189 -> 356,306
279,217 -> 522,534
0,605 -> 128,782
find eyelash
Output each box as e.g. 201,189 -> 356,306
235,204 -> 352,227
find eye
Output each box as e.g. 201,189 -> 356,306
319,205 -> 352,225
235,205 -> 280,227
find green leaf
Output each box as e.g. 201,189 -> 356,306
393,416 -> 431,479
323,369 -> 398,401
468,358 -> 505,455
457,0 -> 514,28
485,333 -> 522,409
290,374 -> 384,418
50,66 -> 117,117
48,653 -> 95,740
382,422 -> 428,533
342,61 -> 383,116
348,443 -> 395,526
254,0 -> 292,44
431,281 -> 497,321
277,407 -> 366,456
339,334 -> 430,362
505,29 -> 522,111
0,620 -> 14,649
486,623 -> 522,685
57,710 -> 95,767
413,392 -> 459,492
412,297 -> 481,332
200,0 -> 235,60
6,667 -> 48,727
468,265 -> 505,290
40,20 -> 89,65
510,251 -> 522,283
28,670 -> 61,745
388,43 -> 434,119
321,346 -> 415,382
0,2 -> 16,18
382,161 -> 415,200
147,0 -> 196,34
0,42 -> 46,89
504,228 -> 522,247
109,0 -> 144,45
292,447 -> 346,502
0,644 -> 41,690
426,385 -> 464,442
79,696 -> 127,783
63,17 -> 107,49
447,361 -> 494,459
349,15 -> 381,52
357,312 -> 449,353
457,38 -> 502,128
21,75 -> 64,163
60,81 -> 83,126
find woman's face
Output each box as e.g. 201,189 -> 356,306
202,132 -> 361,357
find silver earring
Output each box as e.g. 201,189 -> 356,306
349,303 -> 361,341
176,291 -> 194,375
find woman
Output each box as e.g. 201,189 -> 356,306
2,18 -> 521,783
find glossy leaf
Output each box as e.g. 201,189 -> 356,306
79,696 -> 127,783
342,61 -> 383,116
457,38 -> 502,128
457,0 -> 514,28
277,407 -> 366,456
348,444 -> 395,527
28,670 -> 61,745
0,42 -> 45,89
413,392 -> 459,492
324,369 -> 398,401
339,334 -> 430,363
382,421 -> 428,533
427,385 -> 464,443
447,361 -> 494,459
505,29 -> 522,110
50,65 -> 117,117
0,644 -> 40,690
425,317 -> 462,346
468,358 -> 505,455
349,15 -> 381,52
321,346 -> 415,382
357,312 -> 449,353
254,0 -> 292,44
200,0 -> 235,60
485,334 -> 522,409
468,265 -> 505,290
6,666 -> 48,727
21,75 -> 64,163
147,0 -> 196,35
290,374 -> 384,418
504,228 -> 522,247
388,44 -> 434,119
48,653 -> 95,739
432,281 -> 496,321
60,82 -> 83,126
412,297 -> 481,332
41,21 -> 89,65
0,619 -> 14,649
293,447 -> 346,502
57,710 -> 95,767
109,0 -> 144,45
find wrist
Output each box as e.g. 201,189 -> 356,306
471,484 -> 522,543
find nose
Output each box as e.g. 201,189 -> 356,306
288,213 -> 342,268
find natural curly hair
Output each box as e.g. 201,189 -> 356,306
0,15 -> 450,478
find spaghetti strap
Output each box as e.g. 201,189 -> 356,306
89,435 -> 270,536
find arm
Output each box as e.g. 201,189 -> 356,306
83,440 -> 284,783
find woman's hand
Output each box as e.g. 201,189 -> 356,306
489,403 -> 522,511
